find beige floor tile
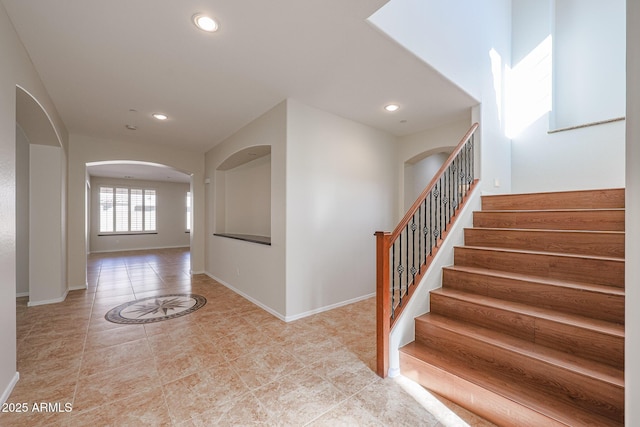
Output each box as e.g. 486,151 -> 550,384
0,407 -> 71,427
183,391 -> 273,426
252,367 -> 347,426
67,386 -> 171,426
153,345 -> 227,384
310,349 -> 380,397
230,345 -> 305,390
162,365 -> 250,423
307,397 -> 385,427
83,324 -> 147,351
18,336 -> 86,362
79,337 -> 153,376
353,378 -> 441,426
73,359 -> 161,413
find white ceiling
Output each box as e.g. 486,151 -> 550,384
3,0 -> 477,180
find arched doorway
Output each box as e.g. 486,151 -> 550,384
15,85 -> 66,306
403,149 -> 453,211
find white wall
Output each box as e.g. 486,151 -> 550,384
511,116 -> 625,193
89,177 -> 190,253
67,134 -> 206,286
626,1 -> 640,423
0,3 -> 68,403
553,0 -> 626,130
15,125 -> 29,296
510,0 -> 626,193
285,99 -> 397,319
29,144 -> 66,305
222,154 -> 271,237
369,0 -> 513,196
205,101 -> 287,317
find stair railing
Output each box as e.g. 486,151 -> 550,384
375,123 -> 480,377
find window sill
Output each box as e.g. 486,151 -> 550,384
97,232 -> 158,236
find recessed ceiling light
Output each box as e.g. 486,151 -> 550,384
384,104 -> 400,112
152,113 -> 168,121
125,124 -> 137,130
193,13 -> 219,32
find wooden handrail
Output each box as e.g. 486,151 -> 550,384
375,122 -> 479,378
389,123 -> 478,243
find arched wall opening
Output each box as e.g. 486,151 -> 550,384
403,148 -> 453,211
67,137 -> 206,291
15,86 -> 67,306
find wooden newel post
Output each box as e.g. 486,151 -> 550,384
375,231 -> 391,378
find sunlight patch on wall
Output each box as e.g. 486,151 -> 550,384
505,35 -> 553,138
489,48 -> 504,125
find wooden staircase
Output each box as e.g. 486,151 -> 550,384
399,188 -> 625,426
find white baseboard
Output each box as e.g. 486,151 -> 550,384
283,292 -> 375,322
190,270 -> 206,275
0,372 -> 19,404
68,283 -> 88,291
204,272 -> 287,321
15,292 -> 29,298
204,271 -> 375,323
90,245 -> 190,254
27,290 -> 68,307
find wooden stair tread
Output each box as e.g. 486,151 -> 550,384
459,245 -> 625,262
400,341 -> 623,427
414,313 -> 624,387
468,226 -> 625,235
480,208 -> 625,213
442,265 -> 626,297
431,287 -> 624,337
481,188 -> 625,211
473,209 -> 625,231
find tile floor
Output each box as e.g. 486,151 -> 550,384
2,248 -> 496,426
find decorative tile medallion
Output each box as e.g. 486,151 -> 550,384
105,294 -> 207,324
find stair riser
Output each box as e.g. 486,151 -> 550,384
464,228 -> 624,258
430,293 -> 534,341
442,268 -> 625,323
416,323 -> 624,423
454,247 -> 624,288
473,210 -> 624,231
534,318 -> 624,370
481,189 -> 625,210
428,294 -> 624,368
399,352 -> 567,427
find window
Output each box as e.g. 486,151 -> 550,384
186,191 -> 191,231
99,186 -> 156,233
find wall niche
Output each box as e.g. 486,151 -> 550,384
214,145 -> 271,245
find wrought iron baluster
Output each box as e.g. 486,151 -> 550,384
470,137 -> 475,182
391,240 -> 396,318
452,159 -> 458,213
411,216 -> 417,286
444,167 -> 449,230
438,177 -> 443,243
424,197 -> 429,259
397,233 -> 403,307
405,224 -> 409,296
418,203 -> 422,269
